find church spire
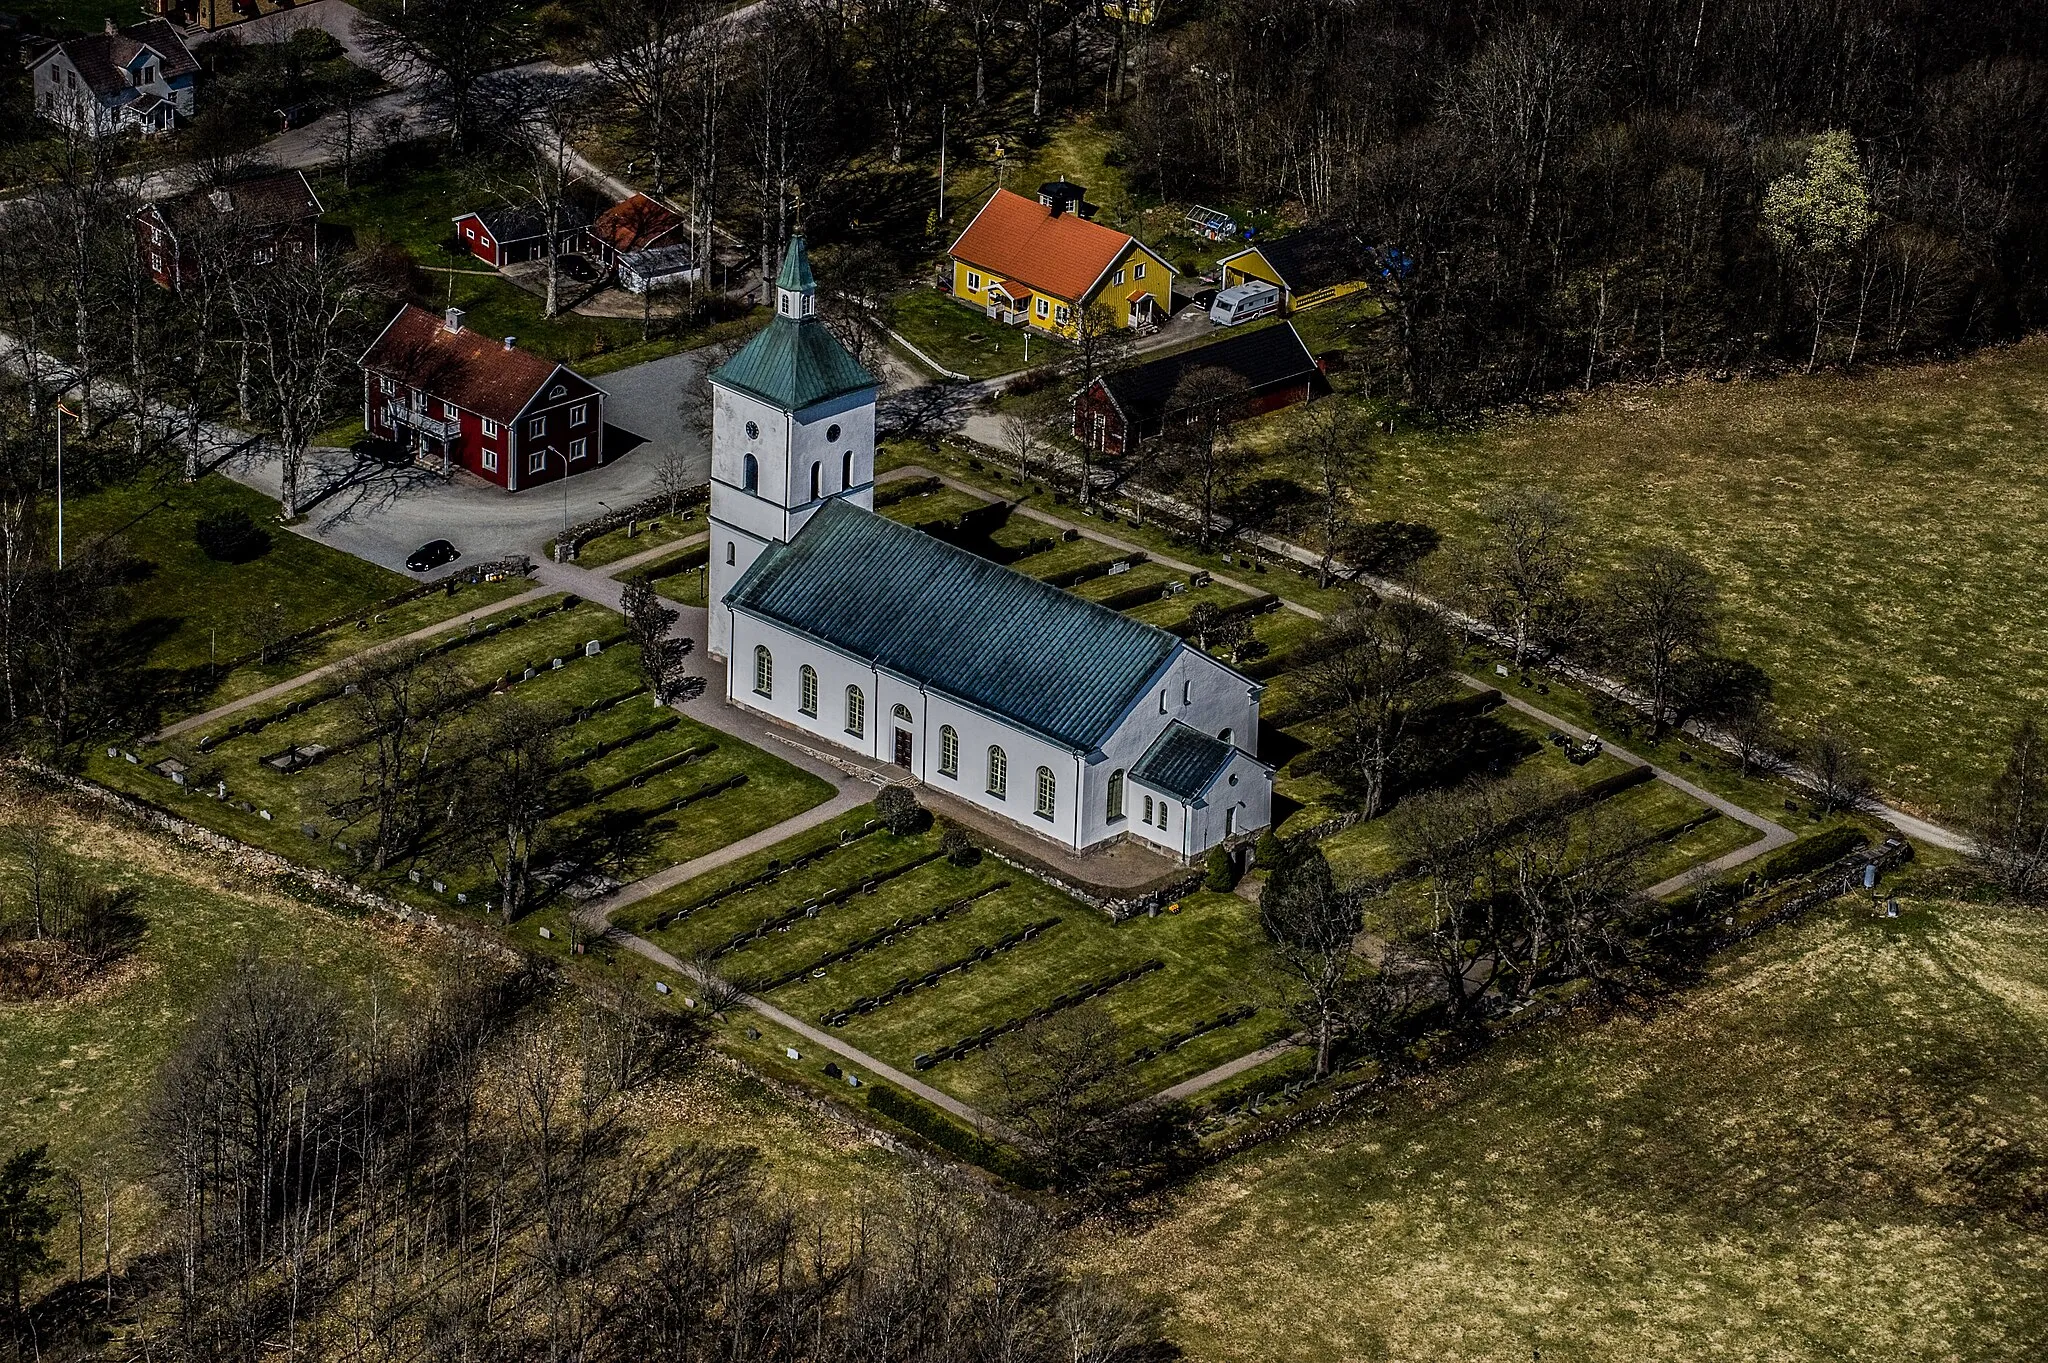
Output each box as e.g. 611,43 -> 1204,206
775,233 -> 817,320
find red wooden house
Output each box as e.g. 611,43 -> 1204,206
360,305 -> 609,492
1072,322 -> 1324,457
135,171 -> 321,291
587,192 -> 684,272
451,198 -> 595,269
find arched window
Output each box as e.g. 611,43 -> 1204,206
1218,727 -> 1233,746
809,462 -> 821,499
799,665 -> 818,716
845,686 -> 865,737
1226,806 -> 1239,836
987,746 -> 1007,798
725,541 -> 736,565
742,452 -> 758,493
1142,794 -> 1155,824
1183,680 -> 1193,705
1106,769 -> 1125,820
1156,802 -> 1169,830
842,449 -> 854,487
892,703 -> 912,722
752,645 -> 772,697
1034,767 -> 1056,819
938,725 -> 959,777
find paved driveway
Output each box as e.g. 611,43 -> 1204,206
224,348 -> 708,575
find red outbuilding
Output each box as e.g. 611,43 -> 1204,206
360,304 -> 609,492
1071,322 -> 1325,457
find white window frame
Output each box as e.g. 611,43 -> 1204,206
845,686 -> 865,738
1114,268 -> 1125,285
569,437 -> 588,460
1035,297 -> 1049,318
1107,769 -> 1125,821
939,726 -> 958,777
1055,304 -> 1071,325
569,401 -> 589,427
987,747 -> 1007,798
753,646 -> 773,697
528,416 -> 545,438
966,270 -> 982,291
482,448 -> 499,472
443,399 -> 460,420
379,376 -> 396,395
1034,767 -> 1055,820
1134,261 -> 1147,279
799,665 -> 817,716
528,449 -> 546,474
481,417 -> 499,438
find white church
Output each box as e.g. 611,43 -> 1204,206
703,235 -> 1272,861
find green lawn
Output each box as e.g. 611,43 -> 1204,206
572,518 -> 704,568
67,473 -> 447,724
1091,890 -> 2048,1361
633,820 -> 1287,1106
890,290 -> 1067,380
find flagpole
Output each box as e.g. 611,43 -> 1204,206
55,403 -> 68,569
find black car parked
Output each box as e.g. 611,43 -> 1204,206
406,539 -> 460,573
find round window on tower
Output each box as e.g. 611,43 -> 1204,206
827,424 -> 841,442
745,420 -> 759,440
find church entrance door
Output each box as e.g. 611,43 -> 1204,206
893,728 -> 913,768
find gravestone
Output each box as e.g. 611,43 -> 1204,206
844,1074 -> 861,1088
654,981 -> 671,995
785,1047 -> 801,1061
538,927 -> 553,940
216,783 -> 228,800
522,667 -> 536,682
258,809 -> 272,821
1108,560 -> 1130,576
745,1027 -> 761,1040
456,893 -> 468,904
585,639 -> 601,656
431,879 -> 445,893
106,747 -> 118,759
301,823 -> 319,839
552,657 -> 564,670
124,751 -> 138,764
408,870 -> 421,883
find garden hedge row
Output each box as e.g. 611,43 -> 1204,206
1756,824 -> 1871,884
915,958 -> 1164,1066
709,851 -> 948,961
637,544 -> 709,582
1041,551 -> 1146,589
873,476 -> 943,507
650,822 -> 884,929
862,1084 -> 1042,1187
746,883 -> 1005,992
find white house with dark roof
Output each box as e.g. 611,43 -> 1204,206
31,19 -> 197,136
708,236 -> 1272,859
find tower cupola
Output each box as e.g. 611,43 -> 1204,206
776,232 -> 818,320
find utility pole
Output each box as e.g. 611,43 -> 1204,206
937,104 -> 947,225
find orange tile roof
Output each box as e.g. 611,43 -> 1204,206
591,193 -> 683,255
950,188 -> 1146,304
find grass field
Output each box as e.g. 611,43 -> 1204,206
571,518 -> 703,568
1089,888 -> 2048,1361
1327,340 -> 2048,821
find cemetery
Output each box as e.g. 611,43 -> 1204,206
626,814 -> 1291,1108
88,594 -> 835,914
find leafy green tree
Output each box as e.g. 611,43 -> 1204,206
1762,130 -> 1875,371
0,1144 -> 60,1330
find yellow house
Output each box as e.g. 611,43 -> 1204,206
1214,224 -> 1371,315
949,184 -> 1175,337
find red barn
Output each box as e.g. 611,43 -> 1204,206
1072,322 -> 1325,457
360,305 -> 609,492
135,171 -> 321,291
450,199 -> 595,269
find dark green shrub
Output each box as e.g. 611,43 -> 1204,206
864,1084 -> 1042,1186
1254,830 -> 1284,868
1758,825 -> 1870,883
941,825 -> 979,867
875,785 -> 930,836
194,508 -> 271,563
1205,845 -> 1237,892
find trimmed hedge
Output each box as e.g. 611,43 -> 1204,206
873,475 -> 943,507
638,544 -> 709,582
1757,824 -> 1870,884
863,1084 -> 1042,1187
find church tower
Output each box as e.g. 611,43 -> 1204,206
705,234 -> 879,659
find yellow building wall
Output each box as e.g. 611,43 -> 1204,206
1219,249 -> 1286,297
952,239 -> 1172,337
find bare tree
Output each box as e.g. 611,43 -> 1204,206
1804,720 -> 1875,815
593,0 -> 711,196
1157,365 -> 1253,546
229,248 -> 367,520
1458,485 -> 1581,671
1259,843 -> 1420,1076
1975,719 -> 2048,902
458,697 -> 584,921
1601,544 -> 1718,735
1068,301 -> 1136,506
327,643 -> 463,868
1302,599 -> 1453,817
1289,399 -> 1377,587
985,1004 -> 1139,1193
492,70 -> 595,320
356,0 -> 525,150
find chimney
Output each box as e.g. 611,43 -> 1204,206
502,336 -> 516,351
1037,177 -> 1085,218
443,306 -> 464,333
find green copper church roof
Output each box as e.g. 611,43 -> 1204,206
712,235 -> 871,413
726,500 -> 1182,752
777,231 -> 817,292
